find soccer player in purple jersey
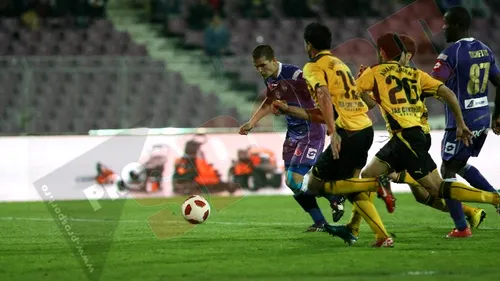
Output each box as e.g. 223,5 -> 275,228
431,6 -> 500,237
239,45 -> 346,231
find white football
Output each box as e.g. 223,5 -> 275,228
181,195 -> 211,224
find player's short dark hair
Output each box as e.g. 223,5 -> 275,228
376,32 -> 407,61
303,22 -> 332,51
252,45 -> 275,61
447,6 -> 471,30
400,35 -> 417,59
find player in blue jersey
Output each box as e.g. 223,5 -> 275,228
239,45 -> 346,231
431,6 -> 500,238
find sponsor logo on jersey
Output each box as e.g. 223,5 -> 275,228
306,148 -> 318,160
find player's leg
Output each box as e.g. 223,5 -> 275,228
385,128 -> 499,205
324,127 -> 393,247
440,130 -> 492,234
289,138 -> 346,227
344,169 -> 371,238
388,128 -> 497,236
400,171 -> 485,228
297,139 -> 347,222
443,129 -> 498,215
303,170 -> 346,222
286,165 -> 329,232
359,140 -> 397,213
304,127 -> 393,211
282,139 -> 328,231
443,129 -> 496,190
408,166 -> 498,236
397,132 -> 486,227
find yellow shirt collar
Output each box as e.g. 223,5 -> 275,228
314,50 -> 332,58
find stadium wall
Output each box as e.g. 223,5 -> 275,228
0,130 -> 498,202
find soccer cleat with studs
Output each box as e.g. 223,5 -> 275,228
467,209 -> 487,229
304,224 -> 326,232
330,197 -> 346,222
324,224 -> 358,245
445,227 -> 472,238
376,174 -> 396,213
372,237 -> 394,248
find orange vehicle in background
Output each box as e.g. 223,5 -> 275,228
229,146 -> 283,191
172,134 -> 238,195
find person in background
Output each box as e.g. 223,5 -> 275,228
204,14 -> 230,79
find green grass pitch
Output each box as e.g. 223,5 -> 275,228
0,193 -> 499,281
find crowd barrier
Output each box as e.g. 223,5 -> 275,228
0,129 -> 498,202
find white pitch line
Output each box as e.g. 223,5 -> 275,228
0,216 -> 499,230
0,216 -> 303,226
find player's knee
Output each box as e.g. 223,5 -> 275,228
286,171 -> 304,193
440,162 -> 455,179
360,168 -> 373,178
441,159 -> 467,179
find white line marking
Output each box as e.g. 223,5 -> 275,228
0,216 -> 303,226
406,271 -> 438,276
0,216 -> 499,230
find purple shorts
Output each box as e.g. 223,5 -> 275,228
441,127 -> 488,161
282,137 -> 325,168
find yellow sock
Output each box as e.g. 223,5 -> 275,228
462,204 -> 481,218
426,197 -> 479,216
397,170 -> 419,187
346,206 -> 362,237
324,178 -> 379,195
346,192 -> 376,237
440,181 -> 500,205
351,192 -> 390,240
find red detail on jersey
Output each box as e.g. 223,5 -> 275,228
433,60 -> 443,71
194,200 -> 206,207
294,149 -> 303,156
203,210 -> 210,221
184,204 -> 192,215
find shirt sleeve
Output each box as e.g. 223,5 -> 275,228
355,66 -> 375,92
303,62 -> 327,90
489,53 -> 500,78
431,51 -> 454,81
419,70 -> 444,95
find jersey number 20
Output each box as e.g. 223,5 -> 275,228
467,62 -> 490,95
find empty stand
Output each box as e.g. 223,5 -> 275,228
0,17 -> 240,135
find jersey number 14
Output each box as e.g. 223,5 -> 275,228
467,62 -> 490,95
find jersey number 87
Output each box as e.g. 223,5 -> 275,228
467,62 -> 490,95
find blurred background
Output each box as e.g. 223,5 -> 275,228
0,0 -> 498,135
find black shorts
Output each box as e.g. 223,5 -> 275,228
312,126 -> 374,181
376,127 -> 437,180
425,133 -> 431,151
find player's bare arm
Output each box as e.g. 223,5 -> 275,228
316,85 -> 341,159
239,96 -> 274,135
436,85 -> 473,146
272,100 -> 326,123
316,86 -> 335,132
360,92 -> 376,109
489,73 -> 500,134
